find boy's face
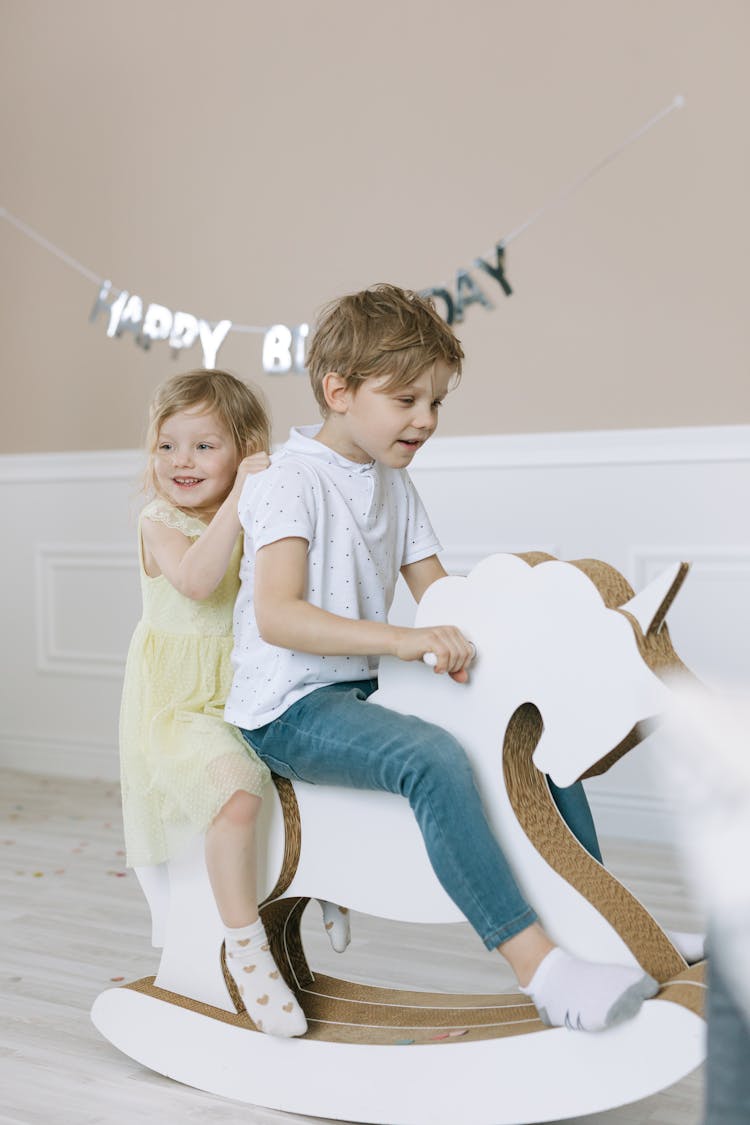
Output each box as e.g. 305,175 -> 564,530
327,360 -> 455,467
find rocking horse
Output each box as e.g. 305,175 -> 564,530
92,553 -> 706,1124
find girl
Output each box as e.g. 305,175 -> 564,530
120,369 -> 346,1038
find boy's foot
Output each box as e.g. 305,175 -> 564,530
520,948 -> 659,1031
666,929 -> 706,964
225,919 -> 308,1037
319,899 -> 351,952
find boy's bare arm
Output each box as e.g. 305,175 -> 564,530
254,537 -> 400,656
254,538 -> 473,679
400,554 -> 448,603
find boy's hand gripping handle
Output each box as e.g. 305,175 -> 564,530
423,642 -> 477,668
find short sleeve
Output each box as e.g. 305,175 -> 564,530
240,459 -> 318,551
140,498 -> 205,539
402,473 -> 442,566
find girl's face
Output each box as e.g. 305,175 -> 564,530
153,405 -> 238,518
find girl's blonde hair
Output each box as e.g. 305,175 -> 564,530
145,369 -> 270,498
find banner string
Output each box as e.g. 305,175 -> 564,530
498,95 -> 684,250
1,95 -> 685,335
0,206 -> 103,286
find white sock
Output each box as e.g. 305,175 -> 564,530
666,929 -> 705,964
520,948 -> 659,1032
225,919 -> 307,1037
319,899 -> 351,953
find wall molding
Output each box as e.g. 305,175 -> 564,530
412,424 -> 750,471
630,545 -> 750,588
35,544 -> 137,678
0,449 -> 144,483
0,731 -> 120,781
1,423 -> 749,483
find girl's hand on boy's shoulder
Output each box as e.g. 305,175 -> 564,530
233,452 -> 271,493
239,451 -> 271,477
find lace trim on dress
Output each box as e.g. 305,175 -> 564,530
140,498 -> 206,539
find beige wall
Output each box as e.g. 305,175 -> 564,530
1,0 -> 748,454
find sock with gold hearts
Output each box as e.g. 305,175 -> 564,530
319,899 -> 351,952
225,918 -> 307,1037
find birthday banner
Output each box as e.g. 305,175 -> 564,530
83,243 -> 512,374
1,97 -> 684,375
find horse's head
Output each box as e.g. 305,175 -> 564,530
412,554 -> 689,787
529,559 -> 688,786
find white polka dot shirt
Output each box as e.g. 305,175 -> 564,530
225,424 -> 441,730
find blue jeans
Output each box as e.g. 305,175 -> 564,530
705,939 -> 750,1123
241,679 -> 601,949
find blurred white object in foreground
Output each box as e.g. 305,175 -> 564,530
657,676 -> 750,1021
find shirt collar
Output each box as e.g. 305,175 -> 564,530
283,424 -> 376,474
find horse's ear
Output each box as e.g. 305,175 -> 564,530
621,562 -> 690,635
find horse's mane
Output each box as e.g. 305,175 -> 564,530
514,552 -> 636,608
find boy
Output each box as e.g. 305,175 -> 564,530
225,283 -> 658,1031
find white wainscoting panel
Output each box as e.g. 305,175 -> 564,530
35,544 -> 139,677
1,451 -> 144,787
1,426 -> 748,845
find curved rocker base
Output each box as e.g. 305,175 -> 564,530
91,964 -> 706,1125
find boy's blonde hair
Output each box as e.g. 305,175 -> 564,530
145,369 -> 270,496
305,283 -> 464,414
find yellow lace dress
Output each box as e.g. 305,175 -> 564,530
119,498 -> 270,866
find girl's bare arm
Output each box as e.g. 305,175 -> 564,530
142,453 -> 269,599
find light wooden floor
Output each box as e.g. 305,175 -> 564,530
1,768 -> 704,1125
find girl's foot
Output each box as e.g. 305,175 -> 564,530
225,919 -> 307,1037
319,899 -> 351,952
520,948 -> 658,1031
